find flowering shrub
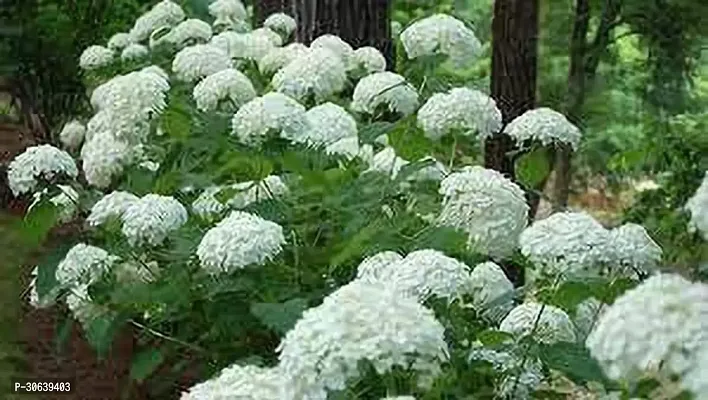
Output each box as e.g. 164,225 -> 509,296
10,1 -> 708,399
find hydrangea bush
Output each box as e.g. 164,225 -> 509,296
10,1 -> 707,399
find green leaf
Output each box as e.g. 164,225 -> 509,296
36,243 -> 74,299
475,329 -> 514,346
84,313 -> 124,359
545,280 -> 594,313
161,100 -> 192,140
19,199 -> 59,246
250,298 -> 309,335
130,348 -> 164,383
515,148 -> 551,189
539,342 -> 608,385
330,219 -> 382,267
54,315 -> 74,355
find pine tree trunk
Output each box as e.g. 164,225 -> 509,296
292,0 -> 395,69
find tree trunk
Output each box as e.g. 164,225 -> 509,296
293,0 -> 395,69
254,0 -> 292,26
487,0 -> 539,287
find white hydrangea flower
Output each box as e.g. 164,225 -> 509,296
180,364 -> 282,400
323,137 -> 364,160
310,34 -> 355,70
157,18 -> 213,49
352,46 -> 387,77
209,31 -> 275,62
120,194 -> 188,247
231,92 -> 308,145
28,185 -> 78,224
277,280 -> 449,399
682,346 -> 708,398
58,120 -> 86,149
172,44 -> 232,82
469,262 -> 514,322
500,302 -> 577,344
400,14 -> 482,67
504,107 -> 582,151
86,191 -> 140,227
65,284 -> 105,326
272,48 -> 347,102
258,43 -> 310,75
90,66 -> 170,117
355,251 -> 404,282
192,186 -> 228,219
7,144 -> 78,196
107,32 -> 133,50
586,273 -> 708,397
80,131 -> 136,188
263,13 -> 297,38
607,223 -> 662,277
120,43 -> 149,61
129,0 -> 186,42
389,249 -> 475,302
193,68 -> 257,112
498,368 -> 544,400
417,87 -> 502,140
299,102 -> 357,147
85,109 -> 150,146
196,211 -> 285,274
519,212 -> 612,278
573,297 -> 605,341
252,27 -> 283,46
438,166 -> 529,258
351,72 -> 419,117
365,147 -> 410,179
467,341 -> 544,400
685,171 -> 708,240
208,0 -> 248,29
79,45 -> 114,70
55,243 -> 118,286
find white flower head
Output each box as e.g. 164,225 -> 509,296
519,212 -> 611,277
59,120 -> 86,149
252,27 -> 283,46
607,223 -> 662,277
300,102 -> 357,147
79,45 -> 114,70
192,176 -> 288,220
129,0 -> 186,42
351,72 -> 419,117
264,13 -> 297,38
400,14 -> 482,67
390,249 -> 474,302
438,166 -> 529,258
355,251 -> 404,282
231,92 -> 308,145
685,171 -> 708,240
120,194 -> 188,246
7,144 -> 78,196
352,46 -> 387,77
277,280 -> 449,399
193,68 -> 257,112
504,107 -> 582,151
55,243 -> 118,286
324,137 -> 364,160
120,43 -> 149,61
156,18 -> 213,49
172,44 -> 232,82
90,66 -> 170,118
28,184 -> 79,224
65,284 -> 104,326
208,0 -> 248,29
500,302 -> 577,344
196,211 -> 285,274
180,364 -> 282,400
418,87 -> 502,140
86,191 -> 140,227
272,48 -> 347,102
469,262 -> 514,322
192,186 -> 228,219
310,34 -> 355,70
258,43 -> 310,75
107,32 -> 133,50
365,147 -> 410,179
80,131 -> 137,188
209,31 -> 275,62
586,273 -> 708,396
468,341 -> 544,399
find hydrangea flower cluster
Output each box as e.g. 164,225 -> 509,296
196,211 -> 286,274
417,87 -> 502,140
120,194 -> 188,246
500,302 -> 577,344
208,0 -> 248,29
366,147 -> 410,179
231,92 -> 308,145
121,43 -> 149,61
55,243 -> 119,287
129,0 -> 185,42
300,102 -> 358,149
172,44 -> 233,82
685,171 -> 708,240
277,280 -> 449,399
7,144 -> 78,196
193,68 -> 257,112
351,72 -> 419,117
107,32 -> 133,50
258,43 -> 310,75
352,46 -> 387,77
607,223 -> 662,277
400,14 -> 482,67
191,175 -> 289,219
310,34 -> 356,71
155,18 -> 213,49
504,107 -> 582,151
263,13 -> 297,39
586,273 -> 708,398
86,191 -> 140,227
27,184 -> 79,224
180,364 -> 283,400
468,341 -> 545,400
438,166 -> 529,258
79,45 -> 114,70
272,48 -> 348,102
468,262 -> 514,322
252,27 -> 283,46
210,31 -> 276,61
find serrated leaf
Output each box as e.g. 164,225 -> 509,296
130,348 -> 164,383
20,199 -> 59,246
539,342 -> 608,385
250,298 -> 308,335
516,148 -> 551,189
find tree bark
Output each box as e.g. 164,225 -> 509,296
293,0 -> 395,69
254,0 -> 292,26
487,0 -> 540,287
